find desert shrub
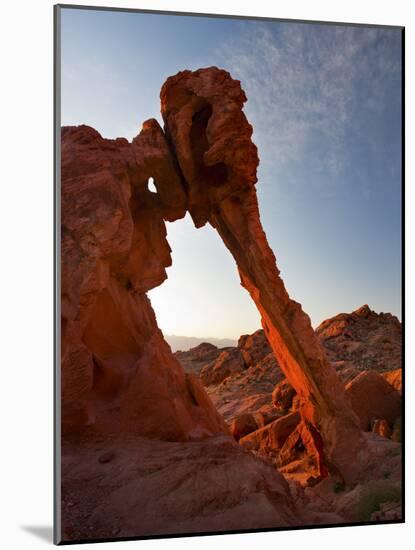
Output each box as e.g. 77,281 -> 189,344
353,482 -> 401,522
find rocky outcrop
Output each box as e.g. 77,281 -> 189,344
61,123 -> 227,441
201,345 -> 283,424
177,305 -> 402,405
317,305 -> 402,382
161,67 -> 365,484
61,435 -> 300,541
175,343 -> 223,376
230,413 -> 259,441
272,379 -> 296,412
345,370 -> 401,431
239,412 -> 300,455
200,348 -> 244,386
238,330 -> 274,367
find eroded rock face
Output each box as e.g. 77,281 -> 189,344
230,413 -> 259,441
174,343 -> 223,377
239,330 -> 273,367
161,67 -> 365,484
272,379 -> 296,412
200,348 -> 245,386
317,305 -> 402,383
61,123 -> 227,441
382,368 -> 402,393
240,412 -> 301,456
195,333 -> 283,424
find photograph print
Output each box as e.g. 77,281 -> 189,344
55,4 -> 403,544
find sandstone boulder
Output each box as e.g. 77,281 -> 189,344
238,330 -> 272,367
174,343 -> 222,376
200,348 -> 244,386
256,403 -> 282,427
317,305 -> 402,375
230,413 -> 258,441
345,370 -> 401,431
239,412 -> 300,453
382,368 -> 402,393
272,379 -> 296,412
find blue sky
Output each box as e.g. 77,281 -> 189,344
61,8 -> 402,338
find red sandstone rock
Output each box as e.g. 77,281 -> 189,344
272,379 -> 296,412
186,342 -> 219,360
317,305 -> 402,376
61,67 -> 403,537
278,419 -> 328,483
174,343 -> 222,377
256,403 -> 282,427
200,348 -> 244,386
161,67 -> 365,484
230,413 -> 258,441
61,124 -> 227,440
200,337 -> 283,423
238,330 -> 273,367
372,419 -> 392,439
61,435 -> 300,541
176,307 -> 402,442
382,368 -> 402,393
345,370 -> 401,431
239,412 -> 300,453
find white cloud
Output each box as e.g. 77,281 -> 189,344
217,23 -> 401,185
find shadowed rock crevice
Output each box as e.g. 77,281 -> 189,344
190,103 -> 228,188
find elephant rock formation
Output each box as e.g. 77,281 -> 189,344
61,122 -> 227,441
161,67 -> 366,484
61,66 -> 367,486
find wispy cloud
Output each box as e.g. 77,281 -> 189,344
217,23 -> 401,188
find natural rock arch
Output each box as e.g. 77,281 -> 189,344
61,67 -> 366,485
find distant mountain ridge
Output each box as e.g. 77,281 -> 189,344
165,334 -> 238,352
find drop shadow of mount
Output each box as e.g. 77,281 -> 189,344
21,525 -> 53,544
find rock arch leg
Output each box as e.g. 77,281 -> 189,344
161,67 -> 366,485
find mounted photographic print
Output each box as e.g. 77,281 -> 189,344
54,4 -> 404,544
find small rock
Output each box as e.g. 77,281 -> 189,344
98,451 -> 116,464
